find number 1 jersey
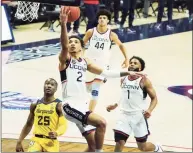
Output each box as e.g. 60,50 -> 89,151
60,57 -> 89,101
119,76 -> 148,112
86,27 -> 112,62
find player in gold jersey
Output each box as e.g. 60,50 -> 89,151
16,78 -> 67,152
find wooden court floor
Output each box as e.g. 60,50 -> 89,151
2,138 -> 141,152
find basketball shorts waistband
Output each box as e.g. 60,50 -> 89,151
35,134 -> 57,140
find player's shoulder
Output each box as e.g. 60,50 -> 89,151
86,28 -> 94,35
83,57 -> 91,65
54,98 -> 62,103
30,99 -> 41,112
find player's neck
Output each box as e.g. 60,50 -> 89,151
43,95 -> 55,103
70,52 -> 82,60
97,25 -> 108,33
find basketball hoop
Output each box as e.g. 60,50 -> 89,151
15,1 -> 40,22
12,0 -> 81,22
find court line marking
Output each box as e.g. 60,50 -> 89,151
2,133 -> 192,150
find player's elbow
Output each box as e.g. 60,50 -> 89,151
118,43 -> 124,49
26,120 -> 33,128
151,96 -> 158,105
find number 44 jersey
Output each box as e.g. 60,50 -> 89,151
60,57 -> 89,101
86,27 -> 112,63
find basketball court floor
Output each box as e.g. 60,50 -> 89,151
1,10 -> 192,152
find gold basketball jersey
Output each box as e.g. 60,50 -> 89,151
33,98 -> 62,136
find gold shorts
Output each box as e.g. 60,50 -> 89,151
27,136 -> 59,152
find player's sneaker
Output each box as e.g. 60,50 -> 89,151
155,143 -> 164,152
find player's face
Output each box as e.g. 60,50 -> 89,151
128,59 -> 141,72
98,15 -> 109,26
44,79 -> 57,95
68,38 -> 82,53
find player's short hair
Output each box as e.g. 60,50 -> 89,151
129,56 -> 145,71
45,78 -> 58,88
69,35 -> 84,48
96,9 -> 111,21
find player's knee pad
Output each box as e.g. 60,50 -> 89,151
135,135 -> 148,143
91,90 -> 99,101
91,82 -> 101,101
114,131 -> 129,142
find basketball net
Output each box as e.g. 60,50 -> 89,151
15,1 -> 40,22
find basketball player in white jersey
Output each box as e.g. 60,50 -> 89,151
106,56 -> 164,152
59,7 -> 142,152
59,8 -> 143,152
83,9 -> 129,112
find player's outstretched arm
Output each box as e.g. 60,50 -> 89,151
48,103 -> 68,139
59,7 -> 71,66
111,32 -> 129,68
86,58 -> 143,78
83,29 -> 93,45
143,77 -> 158,118
16,103 -> 36,152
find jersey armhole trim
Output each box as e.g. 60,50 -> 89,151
59,56 -> 72,71
121,76 -> 127,86
139,76 -> 146,90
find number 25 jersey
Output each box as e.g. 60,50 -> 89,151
86,27 -> 112,61
60,57 -> 89,101
33,99 -> 62,137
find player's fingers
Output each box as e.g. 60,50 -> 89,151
67,10 -> 71,16
61,6 -> 65,14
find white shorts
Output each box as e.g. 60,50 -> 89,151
86,58 -> 109,83
62,98 -> 96,136
114,111 -> 150,138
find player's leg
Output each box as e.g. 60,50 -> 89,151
87,112 -> 107,152
89,79 -> 103,111
113,113 -> 131,152
88,63 -> 109,111
114,131 -> 128,152
77,124 -> 96,152
134,115 -> 164,152
27,138 -> 43,152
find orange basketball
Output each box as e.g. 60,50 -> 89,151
64,6 -> 80,22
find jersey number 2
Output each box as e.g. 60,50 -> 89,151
95,42 -> 104,50
77,71 -> 82,82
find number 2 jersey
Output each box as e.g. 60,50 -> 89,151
119,76 -> 148,112
86,27 -> 112,65
33,98 -> 62,137
60,57 -> 89,102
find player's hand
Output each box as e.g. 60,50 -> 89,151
143,110 -> 151,119
106,104 -> 118,112
48,131 -> 58,139
16,141 -> 24,152
121,59 -> 129,68
60,6 -> 70,24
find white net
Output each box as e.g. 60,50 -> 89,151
15,1 -> 40,22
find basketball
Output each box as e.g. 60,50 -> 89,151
63,6 -> 80,22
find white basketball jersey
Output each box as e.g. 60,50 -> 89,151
86,27 -> 112,62
60,57 -> 89,101
119,76 -> 148,112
